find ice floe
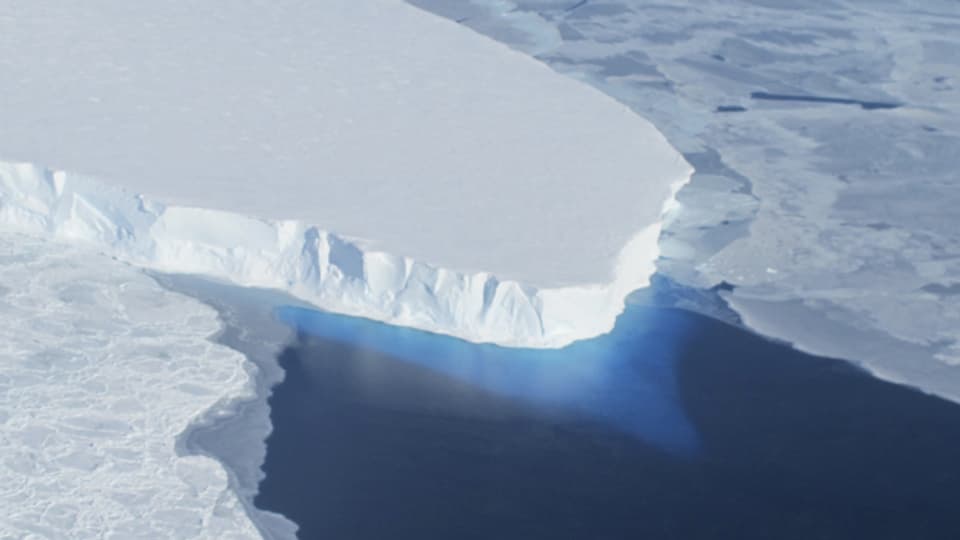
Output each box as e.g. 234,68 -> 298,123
0,234 -> 281,538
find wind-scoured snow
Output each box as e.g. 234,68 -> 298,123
0,0 -> 691,347
0,234 -> 275,539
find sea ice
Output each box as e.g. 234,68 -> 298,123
0,0 -> 691,347
437,0 -> 960,401
0,234 -> 286,539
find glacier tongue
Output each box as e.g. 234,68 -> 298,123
0,162 -> 684,348
0,0 -> 691,347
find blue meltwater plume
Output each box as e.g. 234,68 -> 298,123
275,303 -> 701,457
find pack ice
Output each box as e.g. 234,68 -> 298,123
0,0 -> 690,347
0,234 -> 265,539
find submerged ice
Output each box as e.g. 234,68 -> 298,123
278,303 -> 700,457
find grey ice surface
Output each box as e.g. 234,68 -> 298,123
411,0 -> 960,399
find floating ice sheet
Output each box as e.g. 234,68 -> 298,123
0,0 -> 691,348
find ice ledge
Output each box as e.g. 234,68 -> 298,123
0,162 -> 689,348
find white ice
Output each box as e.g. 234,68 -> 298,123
0,233 -> 287,539
0,0 -> 691,348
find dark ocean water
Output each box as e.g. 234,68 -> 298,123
255,305 -> 960,540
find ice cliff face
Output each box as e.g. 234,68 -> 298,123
0,162 -> 688,348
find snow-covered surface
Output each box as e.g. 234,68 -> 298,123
428,0 -> 960,399
0,234 -> 269,539
0,0 -> 691,347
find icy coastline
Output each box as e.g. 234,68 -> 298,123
0,161 -> 687,348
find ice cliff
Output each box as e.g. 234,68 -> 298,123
0,162 -> 687,347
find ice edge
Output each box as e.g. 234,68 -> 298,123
0,160 -> 691,348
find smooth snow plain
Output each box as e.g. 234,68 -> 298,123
425,0 -> 960,402
0,233 -> 286,539
0,0 -> 691,348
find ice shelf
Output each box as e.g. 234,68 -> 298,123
0,0 -> 691,347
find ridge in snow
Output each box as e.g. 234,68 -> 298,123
0,0 -> 691,347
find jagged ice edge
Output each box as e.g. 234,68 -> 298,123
0,161 -> 690,348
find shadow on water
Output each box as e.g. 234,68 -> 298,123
274,304 -> 701,457
257,304 -> 960,540
750,91 -> 902,110
716,105 -> 748,113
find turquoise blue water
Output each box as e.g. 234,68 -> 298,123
275,304 -> 700,457
260,303 -> 960,540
